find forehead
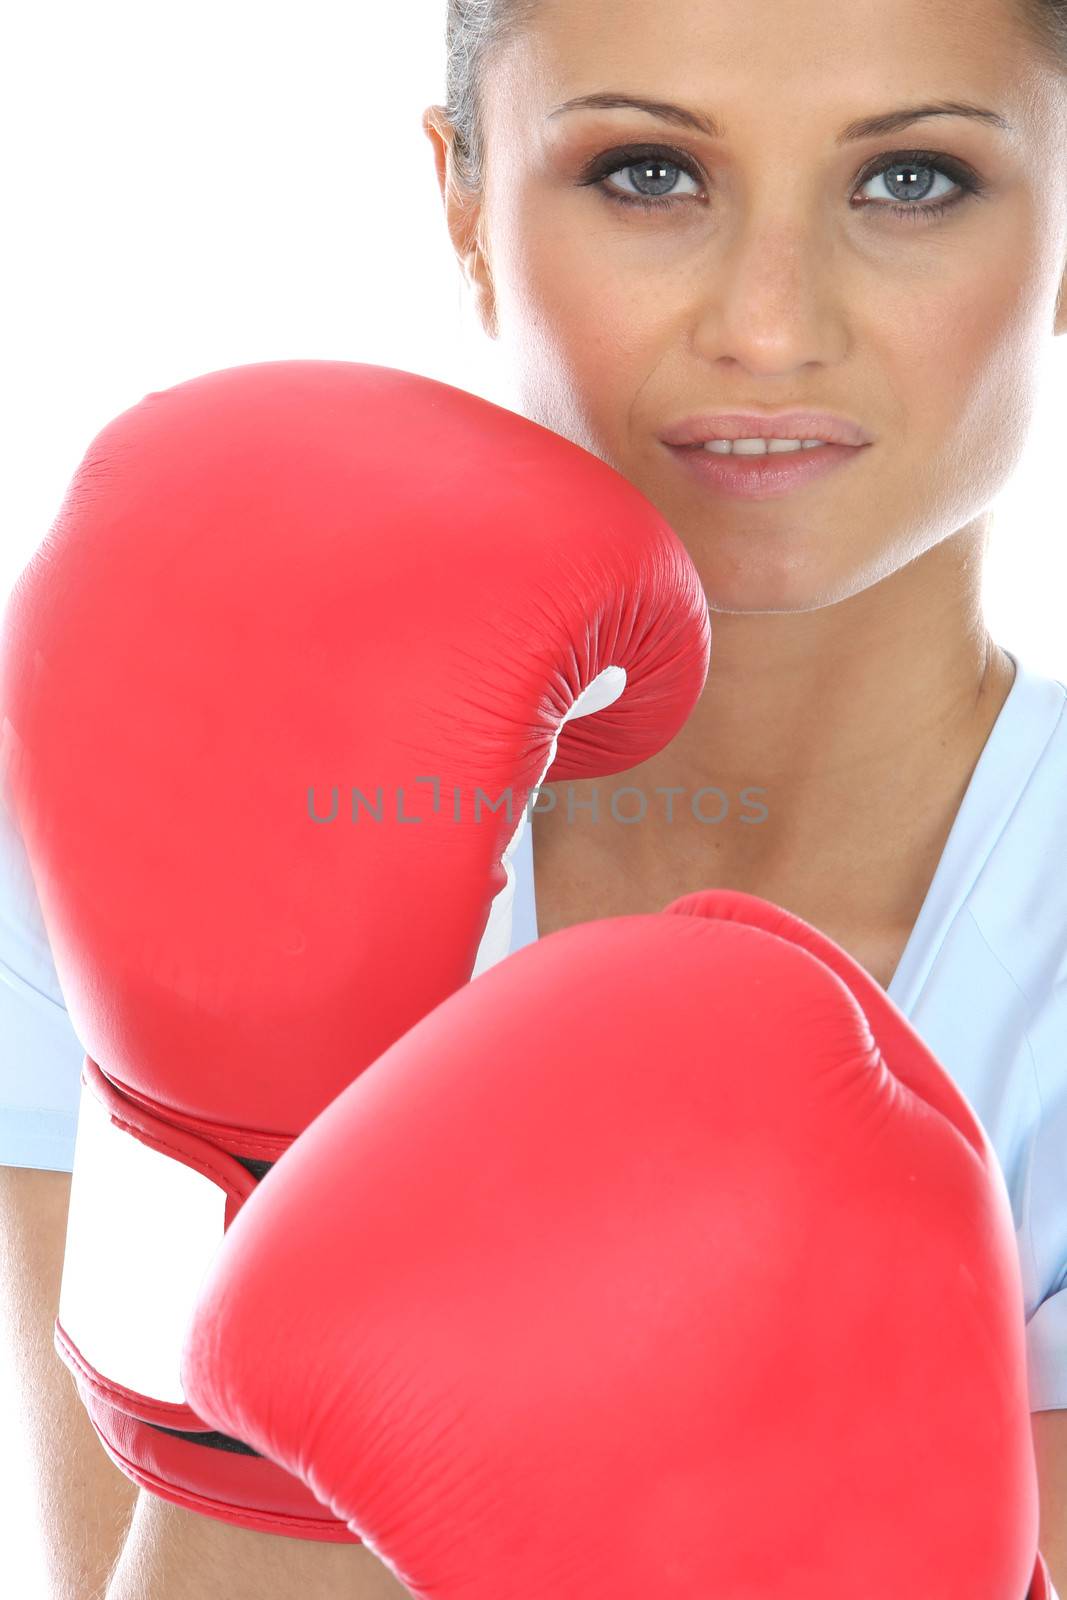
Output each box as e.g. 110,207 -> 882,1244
487,0 -> 1034,129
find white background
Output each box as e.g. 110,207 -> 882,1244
1,3 -> 1064,1591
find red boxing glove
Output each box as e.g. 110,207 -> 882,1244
0,360 -> 709,1539
183,890 -> 1043,1599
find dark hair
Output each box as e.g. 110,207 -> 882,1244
443,0 -> 1067,194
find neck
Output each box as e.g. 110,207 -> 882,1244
540,514 -> 1015,923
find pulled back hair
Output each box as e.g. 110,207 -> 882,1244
443,0 -> 540,193
443,0 -> 1067,195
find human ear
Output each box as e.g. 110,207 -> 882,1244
421,106 -> 499,340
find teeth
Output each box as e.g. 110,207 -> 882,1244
704,438 -> 829,455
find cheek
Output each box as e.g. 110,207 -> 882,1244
490,189 -> 672,448
489,180 -> 671,412
875,209 -> 1050,505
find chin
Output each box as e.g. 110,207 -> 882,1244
685,535 -> 856,615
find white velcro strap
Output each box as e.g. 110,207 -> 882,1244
59,1077 -> 230,1406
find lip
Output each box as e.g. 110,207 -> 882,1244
659,411 -> 874,449
664,438 -> 869,501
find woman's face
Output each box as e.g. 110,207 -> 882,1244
444,0 -> 1067,612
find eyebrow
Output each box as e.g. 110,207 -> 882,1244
547,91 -> 1012,143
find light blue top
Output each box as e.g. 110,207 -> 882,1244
3,648 -> 1067,1410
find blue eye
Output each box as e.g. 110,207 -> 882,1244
853,153 -> 981,222
595,150 -> 703,208
579,144 -> 985,224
